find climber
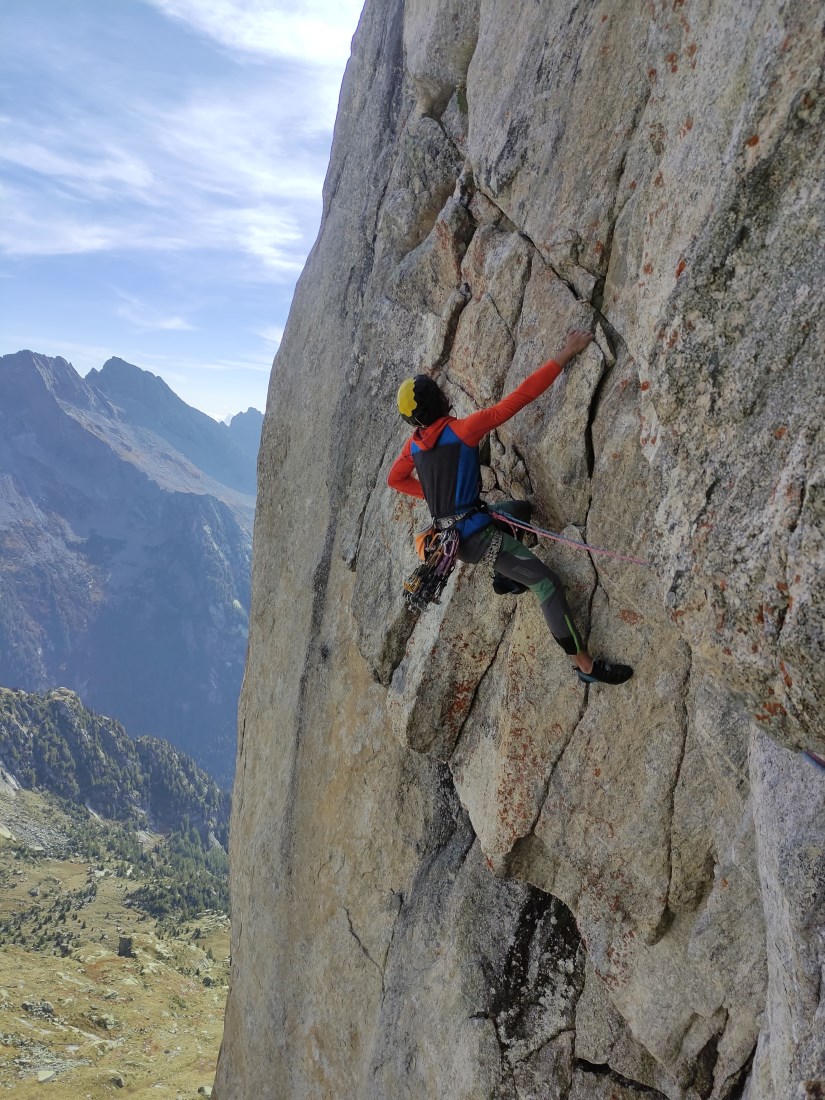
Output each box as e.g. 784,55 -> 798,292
388,329 -> 633,685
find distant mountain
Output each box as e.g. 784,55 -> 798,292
0,686 -> 229,843
225,407 -> 264,467
0,350 -> 254,783
86,357 -> 261,494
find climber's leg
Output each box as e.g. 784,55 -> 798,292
493,535 -> 634,685
490,500 -> 532,594
492,534 -> 583,654
459,527 -> 633,684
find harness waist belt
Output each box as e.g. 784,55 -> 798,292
433,503 -> 486,531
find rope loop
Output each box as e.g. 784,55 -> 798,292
490,512 -> 650,567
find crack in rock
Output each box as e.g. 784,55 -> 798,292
449,606 -> 516,763
342,905 -> 385,988
348,430 -> 407,572
502,680 -> 590,880
651,647 -> 693,946
574,1057 -> 669,1097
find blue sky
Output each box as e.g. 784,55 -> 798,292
0,0 -> 364,419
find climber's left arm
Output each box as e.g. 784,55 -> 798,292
454,329 -> 593,447
387,437 -> 425,499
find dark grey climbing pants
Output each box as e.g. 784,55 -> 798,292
458,519 -> 583,656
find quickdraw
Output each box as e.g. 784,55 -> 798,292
403,526 -> 461,613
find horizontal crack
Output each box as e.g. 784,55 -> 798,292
575,1057 -> 668,1097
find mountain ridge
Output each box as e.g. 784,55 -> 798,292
0,349 -> 257,782
0,685 -> 229,843
86,356 -> 262,495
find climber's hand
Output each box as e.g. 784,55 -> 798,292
562,328 -> 594,358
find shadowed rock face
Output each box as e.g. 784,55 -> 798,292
216,1 -> 824,1097
224,408 -> 264,467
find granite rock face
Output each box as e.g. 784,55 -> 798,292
216,1 -> 824,1097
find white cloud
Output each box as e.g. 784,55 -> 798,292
114,289 -> 194,331
0,0 -> 363,417
0,130 -> 155,197
152,89 -> 335,198
136,349 -> 272,376
0,75 -> 331,281
0,184 -> 187,257
0,192 -> 123,256
255,325 -> 284,344
143,0 -> 364,66
232,209 -> 305,274
0,116 -> 313,278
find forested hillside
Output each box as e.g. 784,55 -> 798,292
0,687 -> 229,844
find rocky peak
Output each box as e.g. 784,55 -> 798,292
0,350 -> 253,783
224,408 -> 264,466
0,350 -> 109,418
87,356 -> 175,409
87,357 -> 258,495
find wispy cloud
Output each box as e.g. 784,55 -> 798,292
0,0 -> 362,417
255,325 -> 285,345
0,99 -> 315,277
0,131 -> 155,197
143,0 -> 363,66
114,289 -> 194,331
137,349 -> 273,376
232,210 -> 305,275
153,89 -> 335,198
0,185 -> 131,256
0,183 -> 187,258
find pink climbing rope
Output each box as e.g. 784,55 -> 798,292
490,512 -> 650,567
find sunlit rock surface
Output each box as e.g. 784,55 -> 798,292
216,1 -> 824,1097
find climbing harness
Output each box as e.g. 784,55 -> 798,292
490,511 -> 650,567
403,505 -> 648,614
403,505 -> 485,613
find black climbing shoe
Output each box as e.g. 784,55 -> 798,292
493,573 -> 528,596
576,660 -> 634,685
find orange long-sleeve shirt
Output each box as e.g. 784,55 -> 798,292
387,358 -> 563,499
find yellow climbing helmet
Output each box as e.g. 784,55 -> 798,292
397,374 -> 449,427
397,377 -> 418,422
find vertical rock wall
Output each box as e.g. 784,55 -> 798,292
216,1 -> 824,1097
